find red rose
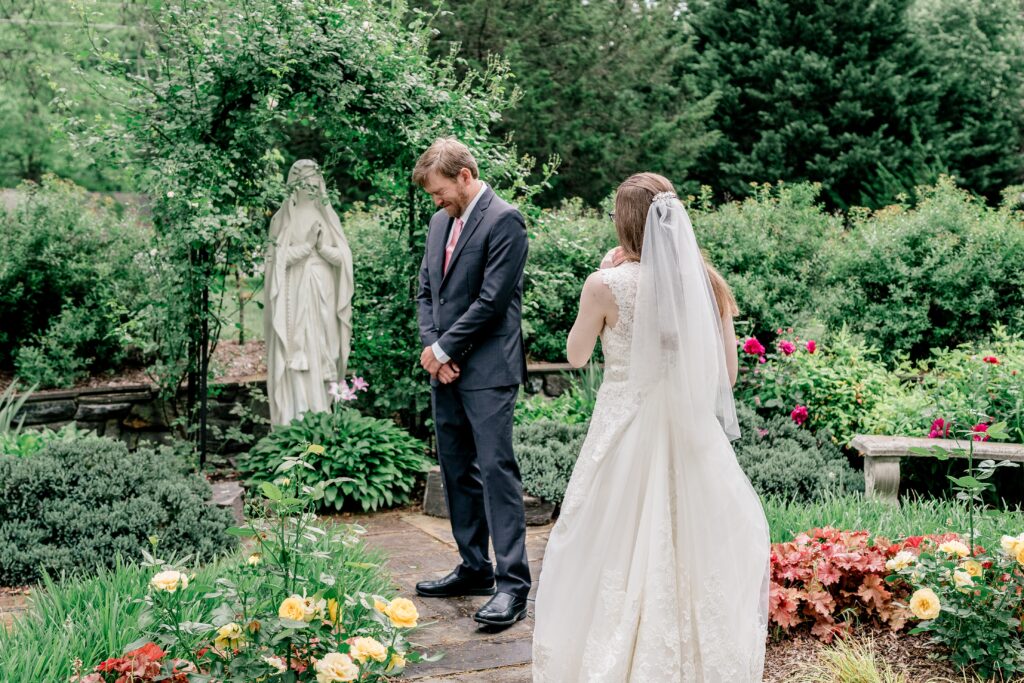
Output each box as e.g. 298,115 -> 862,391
743,337 -> 766,355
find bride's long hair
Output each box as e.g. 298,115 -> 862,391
614,173 -> 738,318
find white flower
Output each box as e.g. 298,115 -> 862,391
150,570 -> 188,593
166,191 -> 175,198
263,655 -> 288,673
938,540 -> 970,558
315,652 -> 359,682
1001,533 -> 1024,558
953,570 -> 974,591
885,550 -> 917,572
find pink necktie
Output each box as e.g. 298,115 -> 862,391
444,217 -> 464,274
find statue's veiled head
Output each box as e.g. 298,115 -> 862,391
286,159 -> 328,206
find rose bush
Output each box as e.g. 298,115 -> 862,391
72,448 -> 438,682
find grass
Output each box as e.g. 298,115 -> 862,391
785,636 -> 909,683
0,536 -> 390,683
763,492 -> 1024,548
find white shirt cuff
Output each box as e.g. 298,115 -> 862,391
431,342 -> 450,364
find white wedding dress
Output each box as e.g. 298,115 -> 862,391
532,204 -> 771,682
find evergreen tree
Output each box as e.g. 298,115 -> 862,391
421,0 -> 717,206
906,0 -> 1024,202
687,0 -> 1024,208
688,0 -> 939,208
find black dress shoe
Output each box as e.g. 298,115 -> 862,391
473,591 -> 528,627
416,570 -> 496,598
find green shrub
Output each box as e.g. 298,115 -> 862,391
733,404 -> 863,502
692,182 -> 844,339
522,201 -> 618,362
344,210 -> 433,433
0,176 -> 150,386
515,364 -> 603,426
0,436 -> 234,586
735,327 -> 897,444
0,423 -> 94,458
514,418 -> 589,504
864,326 -> 1024,443
818,177 -> 1024,361
239,407 -> 431,512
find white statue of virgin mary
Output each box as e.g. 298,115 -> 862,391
264,159 -> 354,426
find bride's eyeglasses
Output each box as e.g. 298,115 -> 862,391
607,211 -> 615,222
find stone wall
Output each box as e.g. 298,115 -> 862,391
13,363 -> 577,453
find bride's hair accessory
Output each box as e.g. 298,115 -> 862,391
651,191 -> 677,204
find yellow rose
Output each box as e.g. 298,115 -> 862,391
314,652 -> 359,683
909,588 -> 941,620
953,570 -> 974,592
938,540 -> 970,558
279,595 -> 307,621
962,560 -> 983,578
327,598 -> 340,624
150,570 -> 188,593
885,550 -> 917,572
1017,546 -> 1024,567
373,598 -> 388,613
386,653 -> 407,673
1001,533 -> 1024,558
214,622 -> 245,651
247,552 -> 262,566
349,636 -> 387,663
384,597 -> 419,629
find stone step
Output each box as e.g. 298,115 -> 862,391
422,466 -> 555,525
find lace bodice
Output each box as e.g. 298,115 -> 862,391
598,262 -> 640,383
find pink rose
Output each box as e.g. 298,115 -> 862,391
928,417 -> 949,439
972,423 -> 990,442
790,405 -> 809,426
806,340 -> 817,354
743,337 -> 766,356
778,340 -> 796,355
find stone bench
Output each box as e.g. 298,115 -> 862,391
849,434 -> 1024,504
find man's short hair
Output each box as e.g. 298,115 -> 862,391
412,137 -> 479,186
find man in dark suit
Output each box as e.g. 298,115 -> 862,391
413,137 -> 530,628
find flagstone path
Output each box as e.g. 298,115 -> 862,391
339,509 -> 545,682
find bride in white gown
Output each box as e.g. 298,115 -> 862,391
532,173 -> 770,682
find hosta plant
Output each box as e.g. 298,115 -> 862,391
240,380 -> 431,512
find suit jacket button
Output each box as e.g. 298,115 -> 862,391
439,297 -> 446,305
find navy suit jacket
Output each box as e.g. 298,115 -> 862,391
416,186 -> 529,390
